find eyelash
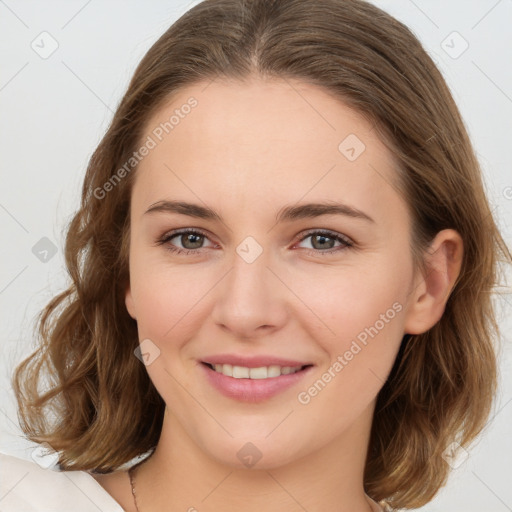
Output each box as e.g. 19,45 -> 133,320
155,228 -> 354,257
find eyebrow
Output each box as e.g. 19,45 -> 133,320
144,200 -> 375,223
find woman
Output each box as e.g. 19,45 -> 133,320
2,0 -> 510,511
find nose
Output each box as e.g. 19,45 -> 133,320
210,248 -> 289,340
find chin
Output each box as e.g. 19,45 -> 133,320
203,434 -> 308,472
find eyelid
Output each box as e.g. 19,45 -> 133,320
156,227 -> 216,248
156,227 -> 354,255
292,228 -> 353,247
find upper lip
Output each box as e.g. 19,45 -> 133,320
201,354 -> 313,368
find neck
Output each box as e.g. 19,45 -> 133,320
133,402 -> 377,512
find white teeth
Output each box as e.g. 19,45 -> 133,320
210,364 -> 304,379
232,366 -> 250,378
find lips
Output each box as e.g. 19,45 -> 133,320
199,354 -> 314,402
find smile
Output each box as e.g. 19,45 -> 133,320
200,362 -> 314,402
206,363 -> 307,379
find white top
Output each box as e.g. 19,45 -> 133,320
0,452 -> 124,512
0,452 -> 385,511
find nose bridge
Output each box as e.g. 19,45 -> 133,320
211,238 -> 288,336
227,242 -> 274,311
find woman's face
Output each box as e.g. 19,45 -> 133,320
125,76 -> 425,469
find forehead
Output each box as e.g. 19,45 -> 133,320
132,77 -> 404,223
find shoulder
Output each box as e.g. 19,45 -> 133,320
0,451 -> 125,512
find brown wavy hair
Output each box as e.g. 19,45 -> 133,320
12,0 -> 511,509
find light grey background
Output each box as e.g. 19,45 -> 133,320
1,1 -> 511,510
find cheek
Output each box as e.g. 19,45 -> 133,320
305,263 -> 410,403
292,257 -> 410,351
133,278 -> 200,343
128,247 -> 200,340
128,262 -> 205,408
289,263 -> 410,420
294,286 -> 406,430
128,253 -> 232,360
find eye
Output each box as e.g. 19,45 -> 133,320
155,228 -> 215,255
295,229 -> 353,256
155,228 -> 354,257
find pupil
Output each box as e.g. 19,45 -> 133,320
184,233 -> 203,249
313,234 -> 333,249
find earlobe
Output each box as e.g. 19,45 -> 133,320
403,229 -> 463,335
125,285 -> 137,320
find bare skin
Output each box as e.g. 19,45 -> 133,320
91,76 -> 463,512
92,470 -> 135,512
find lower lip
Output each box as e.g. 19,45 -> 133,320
200,363 -> 314,403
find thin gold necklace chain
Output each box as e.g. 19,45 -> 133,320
128,456 -> 152,512
128,456 -> 388,512
128,463 -> 141,512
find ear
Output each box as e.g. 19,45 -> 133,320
125,283 -> 137,320
403,229 -> 463,335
